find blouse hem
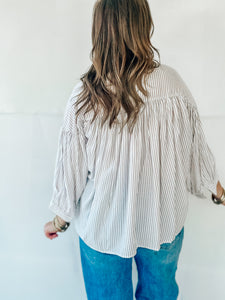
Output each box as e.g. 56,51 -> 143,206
75,222 -> 185,259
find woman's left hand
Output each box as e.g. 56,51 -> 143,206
44,220 -> 59,240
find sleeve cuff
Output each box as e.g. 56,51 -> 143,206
48,203 -> 73,222
206,171 -> 220,196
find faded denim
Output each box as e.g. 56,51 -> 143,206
79,226 -> 184,300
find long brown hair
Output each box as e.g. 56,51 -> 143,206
75,0 -> 161,133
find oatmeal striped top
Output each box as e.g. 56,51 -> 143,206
48,63 -> 219,258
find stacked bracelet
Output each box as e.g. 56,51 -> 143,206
212,188 -> 225,205
52,216 -> 70,232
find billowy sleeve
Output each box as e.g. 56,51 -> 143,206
187,105 -> 220,198
48,84 -> 88,222
170,66 -> 220,198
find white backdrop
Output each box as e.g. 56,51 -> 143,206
1,1 -> 225,299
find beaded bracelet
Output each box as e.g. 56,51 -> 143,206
52,216 -> 70,232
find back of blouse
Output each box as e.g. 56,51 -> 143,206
48,63 -> 219,258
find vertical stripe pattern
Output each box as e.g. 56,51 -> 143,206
48,64 -> 219,258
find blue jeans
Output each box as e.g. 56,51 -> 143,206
79,226 -> 184,300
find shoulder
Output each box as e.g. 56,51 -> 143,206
151,63 -> 180,77
156,63 -> 187,88
153,63 -> 198,108
69,80 -> 84,104
62,80 -> 84,131
64,80 -> 84,114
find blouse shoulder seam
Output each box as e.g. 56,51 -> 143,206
146,93 -> 196,108
60,125 -> 87,143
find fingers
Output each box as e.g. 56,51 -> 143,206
49,233 -> 58,239
47,232 -> 59,239
44,221 -> 60,239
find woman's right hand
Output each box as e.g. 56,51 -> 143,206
44,220 -> 59,240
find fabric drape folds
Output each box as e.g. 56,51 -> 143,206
48,85 -> 88,222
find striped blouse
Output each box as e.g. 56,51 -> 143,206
48,64 -> 219,258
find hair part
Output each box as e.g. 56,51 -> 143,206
74,0 -> 161,134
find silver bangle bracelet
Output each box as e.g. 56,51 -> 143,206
53,216 -> 70,232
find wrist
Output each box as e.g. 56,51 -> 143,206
56,215 -> 67,226
216,181 -> 223,198
212,187 -> 225,205
52,219 -> 60,232
53,216 -> 70,232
